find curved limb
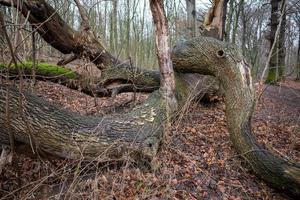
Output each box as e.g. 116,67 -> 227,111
172,37 -> 300,197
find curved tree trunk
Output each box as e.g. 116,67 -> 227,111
172,37 -> 300,197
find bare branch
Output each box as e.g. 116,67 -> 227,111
73,0 -> 90,31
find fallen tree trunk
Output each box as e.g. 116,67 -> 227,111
0,71 -> 215,162
1,62 -> 219,99
0,62 -> 161,97
0,0 -> 118,69
0,86 -> 167,162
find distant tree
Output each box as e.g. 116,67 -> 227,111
186,0 -> 196,37
266,0 -> 286,83
294,4 -> 300,80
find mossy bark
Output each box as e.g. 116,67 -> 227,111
266,0 -> 286,84
0,62 -> 161,97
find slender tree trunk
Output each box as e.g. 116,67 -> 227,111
277,0 -> 286,81
297,29 -> 300,80
266,0 -> 281,84
126,0 -> 131,58
110,0 -> 118,54
186,0 -> 196,37
240,0 -> 246,55
149,0 -> 177,114
31,27 -> 36,86
225,0 -> 234,42
231,0 -> 243,44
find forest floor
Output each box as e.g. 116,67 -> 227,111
0,78 -> 299,200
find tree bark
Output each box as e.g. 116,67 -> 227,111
225,0 -> 234,42
172,37 -> 300,198
149,0 -> 178,114
240,0 -> 246,55
266,0 -> 281,83
277,0 -> 286,80
0,85 -> 167,162
186,0 -> 196,37
0,62 -> 162,97
231,0 -> 243,44
297,27 -> 300,80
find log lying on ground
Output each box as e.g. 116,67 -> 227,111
172,37 -> 300,197
0,62 -> 220,99
0,71 -> 213,162
0,62 -> 101,97
0,86 -> 167,162
0,0 -> 118,69
0,62 -> 160,97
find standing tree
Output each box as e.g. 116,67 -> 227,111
278,0 -> 286,80
149,0 -> 177,116
266,0 -> 286,83
186,0 -> 196,37
225,0 -> 234,42
294,0 -> 300,80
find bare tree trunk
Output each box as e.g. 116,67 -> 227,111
31,27 -> 36,86
277,0 -> 286,81
231,0 -> 243,44
113,0 -> 118,54
240,0 -> 246,55
225,0 -> 234,42
186,0 -> 196,37
297,28 -> 300,80
149,0 -> 178,114
0,85 -> 166,163
266,0 -> 281,83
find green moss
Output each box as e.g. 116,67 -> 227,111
265,68 -> 277,85
0,62 -> 78,79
